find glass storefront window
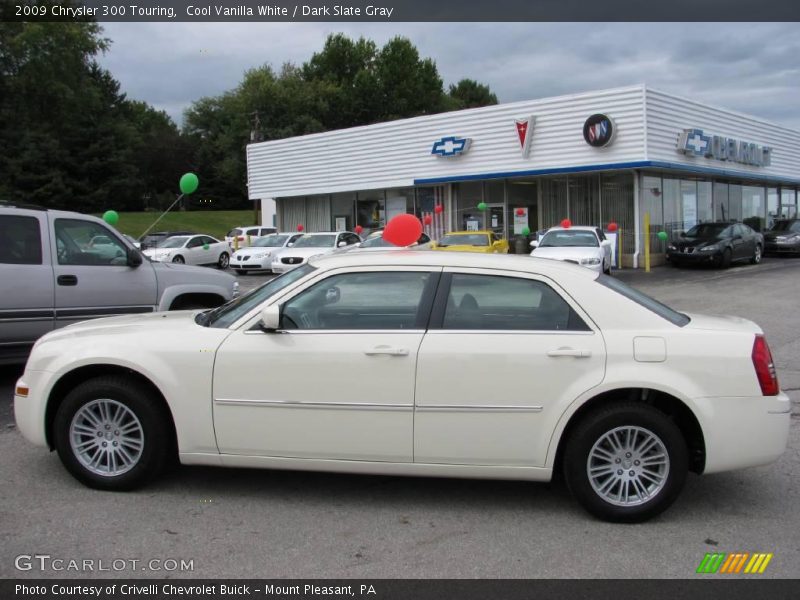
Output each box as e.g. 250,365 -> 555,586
507,180 -> 538,240
569,175 -> 600,227
356,190 -> 385,236
642,175 -> 664,253
662,178 -> 681,240
540,177 -> 568,229
484,181 -> 505,237
728,185 -> 743,222
455,181 -> 483,232
680,180 -> 699,232
697,182 -> 712,223
417,186 -> 446,240
331,192 -> 355,231
385,187 -> 416,223
713,183 -> 729,221
781,188 -> 798,219
741,185 -> 766,231
600,173 -> 634,256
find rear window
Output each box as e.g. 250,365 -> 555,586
597,275 -> 689,327
0,215 -> 42,264
227,228 -> 243,237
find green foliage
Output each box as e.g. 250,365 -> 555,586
448,79 -> 499,110
99,210 -> 256,241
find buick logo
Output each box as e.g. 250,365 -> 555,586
583,114 -> 615,147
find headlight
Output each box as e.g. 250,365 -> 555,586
667,244 -> 677,251
699,245 -> 719,252
579,257 -> 601,265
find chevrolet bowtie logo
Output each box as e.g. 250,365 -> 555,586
431,136 -> 472,157
678,128 -> 712,156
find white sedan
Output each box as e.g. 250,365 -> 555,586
270,231 -> 361,273
531,226 -> 613,274
14,252 -> 789,522
230,233 -> 304,274
142,235 -> 230,269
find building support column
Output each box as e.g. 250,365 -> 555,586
632,171 -> 640,269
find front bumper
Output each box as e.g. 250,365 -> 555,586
14,370 -> 52,448
696,392 -> 791,474
230,260 -> 271,271
271,260 -> 305,274
764,240 -> 800,254
667,249 -> 721,264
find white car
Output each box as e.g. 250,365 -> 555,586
225,226 -> 277,249
14,252 -> 789,522
230,233 -> 304,274
142,234 -> 230,269
270,231 -> 361,273
531,226 -> 613,274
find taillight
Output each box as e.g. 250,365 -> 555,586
752,334 -> 779,396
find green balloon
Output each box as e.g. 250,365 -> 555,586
657,231 -> 668,241
521,227 -> 531,236
477,202 -> 487,211
102,210 -> 119,225
202,243 -> 209,250
179,172 -> 199,195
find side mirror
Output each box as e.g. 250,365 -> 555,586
679,231 -> 687,238
337,241 -> 347,247
600,239 -> 612,247
530,240 -> 539,248
287,242 -> 294,247
126,248 -> 143,267
259,305 -> 281,332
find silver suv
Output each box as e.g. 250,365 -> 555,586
0,204 -> 238,364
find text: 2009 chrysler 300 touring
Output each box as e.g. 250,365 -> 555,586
14,252 -> 790,522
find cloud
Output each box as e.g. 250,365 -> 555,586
97,22 -> 800,130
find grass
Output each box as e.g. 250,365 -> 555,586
95,210 -> 257,241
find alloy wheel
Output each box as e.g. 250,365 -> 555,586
69,399 -> 144,477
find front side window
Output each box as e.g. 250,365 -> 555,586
0,215 -> 42,265
282,271 -> 432,330
441,274 -> 589,331
161,236 -> 190,249
54,219 -> 127,266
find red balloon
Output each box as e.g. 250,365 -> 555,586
560,218 -> 572,229
515,207 -> 525,216
608,222 -> 618,232
354,225 -> 363,235
296,224 -> 304,232
383,213 -> 423,247
423,215 -> 433,225
434,204 -> 444,214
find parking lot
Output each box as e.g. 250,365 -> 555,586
1,256 -> 799,579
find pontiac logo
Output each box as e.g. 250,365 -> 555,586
515,116 -> 535,158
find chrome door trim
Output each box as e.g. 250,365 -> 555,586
214,398 -> 412,411
415,404 -> 543,413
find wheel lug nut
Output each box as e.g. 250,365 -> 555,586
629,470 -> 635,476
634,460 -> 640,466
105,424 -> 111,430
617,469 -> 623,475
114,431 -> 119,436
615,458 -> 621,463
97,432 -> 103,437
112,441 -> 118,447
102,442 -> 107,447
625,452 -> 631,458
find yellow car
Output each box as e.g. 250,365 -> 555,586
430,231 -> 509,253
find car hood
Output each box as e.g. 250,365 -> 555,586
149,261 -> 236,285
532,246 -> 602,261
675,236 -> 720,248
233,248 -> 274,259
39,310 -> 202,343
143,248 -> 176,259
433,245 -> 493,253
275,247 -> 334,259
682,312 -> 761,334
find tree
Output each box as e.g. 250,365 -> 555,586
448,79 -> 499,110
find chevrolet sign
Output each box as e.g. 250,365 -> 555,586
677,128 -> 772,167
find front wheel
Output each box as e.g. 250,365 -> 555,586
563,402 -> 688,522
53,376 -> 172,491
172,255 -> 185,264
718,248 -> 732,269
750,244 -> 762,265
217,252 -> 230,269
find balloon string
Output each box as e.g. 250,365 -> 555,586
138,193 -> 185,239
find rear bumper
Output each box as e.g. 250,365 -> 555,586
695,393 -> 791,474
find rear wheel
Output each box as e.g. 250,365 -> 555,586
563,402 -> 688,522
53,376 -> 172,491
750,244 -> 762,265
217,252 -> 230,269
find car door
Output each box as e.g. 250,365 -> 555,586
737,224 -> 756,258
414,268 -> 606,467
0,212 -> 54,361
212,267 -> 440,461
51,217 -> 157,327
182,236 -> 206,265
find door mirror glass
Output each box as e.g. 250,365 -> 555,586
338,241 -> 347,247
259,305 -> 281,331
530,240 -> 539,248
600,239 -> 612,247
127,248 -> 143,267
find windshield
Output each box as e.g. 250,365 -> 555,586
204,264 -> 316,328
769,220 -> 800,233
539,230 -> 599,247
253,234 -> 290,248
438,233 -> 489,247
686,223 -> 727,238
361,235 -> 392,248
160,236 -> 190,248
292,234 -> 336,248
598,275 -> 689,327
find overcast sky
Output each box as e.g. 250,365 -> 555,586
97,22 -> 800,130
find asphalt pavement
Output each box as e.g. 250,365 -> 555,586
1,256 -> 799,579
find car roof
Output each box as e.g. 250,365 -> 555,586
307,249 -> 599,280
545,226 -> 598,232
443,230 -> 493,235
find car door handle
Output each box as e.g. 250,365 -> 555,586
364,346 -> 409,356
57,275 -> 78,286
547,348 -> 591,358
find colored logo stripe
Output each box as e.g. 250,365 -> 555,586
696,552 -> 773,574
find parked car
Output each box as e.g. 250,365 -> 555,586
225,226 -> 278,249
340,229 -> 431,252
142,234 -> 231,269
138,231 -> 195,251
14,251 -> 789,522
0,205 -> 238,364
763,219 -> 800,255
270,231 -> 361,273
230,233 -> 304,274
530,226 -> 613,274
430,231 -> 509,253
667,222 -> 763,268
122,234 -> 141,249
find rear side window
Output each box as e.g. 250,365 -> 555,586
598,275 -> 689,326
0,215 -> 42,264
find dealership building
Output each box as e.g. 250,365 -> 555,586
246,85 -> 800,267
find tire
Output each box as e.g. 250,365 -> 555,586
603,260 -> 612,276
750,244 -> 762,265
719,248 -> 732,269
53,376 -> 172,491
235,269 -> 246,275
172,255 -> 185,264
563,402 -> 688,523
217,252 -> 230,269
